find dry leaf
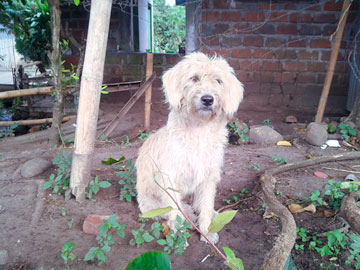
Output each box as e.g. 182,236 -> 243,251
162,221 -> 171,237
288,204 -> 316,214
277,141 -> 292,147
302,204 -> 316,213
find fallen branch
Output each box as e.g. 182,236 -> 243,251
322,166 -> 360,174
0,87 -> 53,99
0,115 -> 75,127
260,151 -> 360,270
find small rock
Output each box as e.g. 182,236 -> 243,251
305,122 -> 328,146
249,126 -> 284,145
20,158 -> 51,178
345,174 -> 359,181
314,171 -> 328,179
285,115 -> 297,123
0,250 -> 8,265
83,214 -> 111,235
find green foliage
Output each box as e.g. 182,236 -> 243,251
86,176 -> 112,202
61,241 -> 76,265
43,150 -> 72,197
153,0 -> 185,53
252,163 -> 260,171
141,206 -> 173,219
0,0 -> 51,70
263,119 -> 274,129
272,154 -> 288,165
338,123 -> 357,141
305,190 -> 324,207
327,124 -> 336,134
324,180 -> 345,210
228,120 -> 249,144
297,227 -> 309,242
346,235 -> 360,269
139,132 -> 152,141
101,156 -> 126,165
130,222 -> 163,248
0,123 -> 19,138
126,251 -> 171,270
121,136 -> 132,146
84,214 -> 126,265
157,215 -> 191,255
208,210 -> 237,234
116,159 -> 137,202
223,247 -> 244,270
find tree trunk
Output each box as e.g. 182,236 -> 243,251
48,0 -> 63,146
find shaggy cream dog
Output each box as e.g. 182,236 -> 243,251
135,52 -> 244,244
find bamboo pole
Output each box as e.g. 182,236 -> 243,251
144,53 -> 154,132
0,87 -> 52,99
70,0 -> 112,202
0,115 -> 75,127
101,73 -> 156,138
315,0 -> 351,123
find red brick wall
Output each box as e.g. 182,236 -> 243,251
200,0 -> 358,112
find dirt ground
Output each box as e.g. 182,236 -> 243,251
0,90 -> 358,270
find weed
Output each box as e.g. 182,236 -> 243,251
43,150 -> 72,198
116,159 -> 137,202
0,123 -> 18,138
86,176 -> 112,202
99,134 -> 109,142
317,229 -> 348,257
327,124 -> 336,134
61,241 -> 76,265
157,215 -> 192,255
130,222 -> 163,248
346,234 -> 360,269
305,190 -> 324,207
275,190 -> 283,196
272,154 -> 288,165
61,207 -> 66,217
68,218 -> 74,228
228,120 -> 249,144
324,180 -> 345,210
252,163 -> 260,171
121,136 -> 132,146
297,227 -> 309,242
139,132 -> 152,141
295,244 -> 304,251
263,119 -> 274,129
338,123 -> 357,142
84,214 -> 126,265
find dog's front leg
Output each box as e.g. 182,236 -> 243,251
194,181 -> 219,244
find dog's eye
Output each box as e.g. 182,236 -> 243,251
216,79 -> 223,84
191,75 -> 200,83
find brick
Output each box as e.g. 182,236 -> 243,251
212,23 -> 230,34
313,14 -> 337,23
284,3 -> 297,10
308,62 -> 327,72
78,20 -> 88,29
83,215 -> 111,235
202,11 -> 220,21
212,48 -> 231,58
253,49 -> 273,59
258,3 -> 272,10
297,50 -> 319,60
236,71 -> 254,82
323,25 -> 337,36
232,48 -> 251,58
324,1 -> 342,11
269,12 -> 288,22
202,0 -> 210,9
272,72 -> 282,83
302,84 -> 323,95
221,36 -> 243,47
297,73 -> 317,84
265,37 -> 286,47
260,72 -> 274,82
282,83 -> 297,95
299,24 -> 322,35
281,73 -> 296,83
310,38 -> 331,48
306,4 -> 321,11
261,61 -> 282,71
245,12 -> 265,22
234,23 -> 251,32
243,82 -> 261,93
289,13 -> 312,23
288,38 -> 307,48
284,62 -> 306,72
243,36 -> 264,47
252,24 -> 275,35
277,24 -> 298,35
228,59 -> 240,70
270,84 -> 282,94
335,62 -> 348,73
213,1 -> 231,9
202,36 -> 220,46
239,60 -> 254,71
273,49 -> 297,59
221,11 -> 242,21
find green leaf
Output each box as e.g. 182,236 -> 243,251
74,0 -> 80,6
84,247 -> 98,261
208,210 -> 238,233
43,181 -> 52,190
99,223 -> 108,236
141,206 -> 173,218
157,239 -> 167,245
101,156 -> 125,165
99,181 -> 112,188
126,251 -> 171,270
223,247 -> 244,270
143,233 -> 154,242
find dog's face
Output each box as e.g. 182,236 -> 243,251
162,52 -> 244,119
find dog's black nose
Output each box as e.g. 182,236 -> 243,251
201,95 -> 214,106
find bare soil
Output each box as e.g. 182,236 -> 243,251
0,90 -> 357,270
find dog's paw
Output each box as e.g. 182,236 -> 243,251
200,232 -> 219,244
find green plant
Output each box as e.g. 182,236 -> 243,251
116,159 -> 136,202
309,235 -> 322,251
126,251 -> 171,270
252,163 -> 260,171
121,136 -> 132,146
317,230 -> 348,257
305,190 -> 324,207
295,244 -> 304,251
263,119 -> 274,129
84,214 -> 126,265
157,215 -> 191,255
61,241 -> 76,266
272,154 -> 288,165
338,123 -> 357,141
327,124 -> 336,134
228,120 -> 249,144
130,222 -> 163,248
0,123 -> 19,138
139,132 -> 152,141
346,234 -> 360,269
43,150 -> 72,197
324,180 -> 345,210
297,227 -> 309,242
61,207 -> 66,217
86,176 -> 112,202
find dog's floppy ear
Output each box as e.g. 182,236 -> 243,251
162,63 -> 183,110
219,61 -> 244,117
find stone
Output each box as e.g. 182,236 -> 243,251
314,171 -> 328,179
0,250 -> 8,265
248,125 -> 284,145
83,214 -> 111,235
285,115 -> 297,123
305,122 -> 328,146
20,158 -> 51,178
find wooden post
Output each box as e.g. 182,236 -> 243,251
70,0 -> 112,202
144,53 -> 154,132
315,0 -> 351,123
